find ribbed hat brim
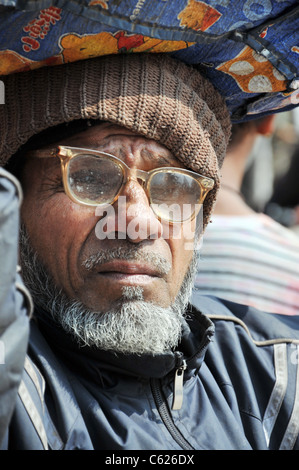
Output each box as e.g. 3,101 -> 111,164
0,53 -> 231,226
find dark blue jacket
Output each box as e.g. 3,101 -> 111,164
1,168 -> 299,450
3,295 -> 299,450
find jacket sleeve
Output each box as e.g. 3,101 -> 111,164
0,168 -> 33,447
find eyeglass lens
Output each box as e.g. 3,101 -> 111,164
67,154 -> 203,221
149,172 -> 202,222
68,155 -> 124,204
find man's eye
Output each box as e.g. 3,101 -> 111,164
69,171 -> 105,199
70,170 -> 102,189
70,169 -> 121,188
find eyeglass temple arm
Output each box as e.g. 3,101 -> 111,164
25,147 -> 59,159
26,146 -> 70,161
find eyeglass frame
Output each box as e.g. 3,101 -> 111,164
26,145 -> 215,223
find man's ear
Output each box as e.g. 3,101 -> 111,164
256,114 -> 276,137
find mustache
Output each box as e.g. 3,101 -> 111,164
82,245 -> 171,276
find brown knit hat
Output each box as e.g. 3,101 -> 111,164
0,53 -> 231,226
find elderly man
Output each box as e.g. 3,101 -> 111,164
1,53 -> 299,451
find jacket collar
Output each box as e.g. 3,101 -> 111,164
35,304 -> 214,381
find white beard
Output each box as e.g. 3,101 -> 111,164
19,226 -> 198,355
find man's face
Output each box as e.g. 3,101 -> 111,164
21,123 -> 197,316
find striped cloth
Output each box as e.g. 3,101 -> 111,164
195,213 -> 299,315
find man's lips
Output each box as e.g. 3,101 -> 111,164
96,260 -> 162,278
81,247 -> 172,283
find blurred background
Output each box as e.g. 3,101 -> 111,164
242,109 -> 299,235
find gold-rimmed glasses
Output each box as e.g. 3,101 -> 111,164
28,145 -> 214,223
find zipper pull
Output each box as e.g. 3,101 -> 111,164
172,359 -> 187,410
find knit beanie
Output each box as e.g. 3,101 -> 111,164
0,53 -> 231,226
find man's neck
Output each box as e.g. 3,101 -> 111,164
213,135 -> 256,216
213,186 -> 255,216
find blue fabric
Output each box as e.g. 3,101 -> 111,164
0,0 -> 298,122
0,169 -> 30,447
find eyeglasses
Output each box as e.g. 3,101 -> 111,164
28,145 -> 214,223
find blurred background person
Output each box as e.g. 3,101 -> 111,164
265,144 -> 299,231
194,115 -> 299,316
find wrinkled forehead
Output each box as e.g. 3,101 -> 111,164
63,121 -> 140,145
60,122 -> 184,168
9,120 -> 185,184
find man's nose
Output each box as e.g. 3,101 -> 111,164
95,179 -> 164,243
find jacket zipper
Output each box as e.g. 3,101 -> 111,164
149,325 -> 213,450
172,358 -> 187,410
150,352 -> 194,450
150,377 -> 194,450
